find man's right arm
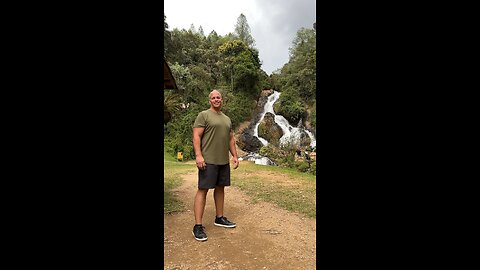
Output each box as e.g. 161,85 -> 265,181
193,127 -> 206,170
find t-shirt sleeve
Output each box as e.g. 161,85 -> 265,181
193,112 -> 206,128
229,119 -> 234,133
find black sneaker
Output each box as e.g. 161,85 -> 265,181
214,216 -> 236,228
192,225 -> 208,241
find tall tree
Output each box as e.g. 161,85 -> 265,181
234,13 -> 255,48
189,23 -> 196,33
198,26 -> 205,37
218,40 -> 261,95
164,14 -> 171,57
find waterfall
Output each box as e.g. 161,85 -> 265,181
253,91 -> 316,148
239,90 -> 316,166
252,91 -> 281,146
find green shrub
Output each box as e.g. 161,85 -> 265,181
273,88 -> 306,124
309,161 -> 316,175
294,160 -> 304,169
259,144 -> 296,168
164,104 -> 201,161
182,144 -> 195,161
296,162 -> 310,173
163,138 -> 177,158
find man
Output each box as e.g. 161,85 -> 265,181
191,89 -> 239,241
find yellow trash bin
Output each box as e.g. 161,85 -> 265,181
177,151 -> 183,161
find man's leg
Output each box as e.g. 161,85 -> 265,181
213,185 -> 236,228
213,185 -> 225,218
212,164 -> 236,228
194,188 -> 209,224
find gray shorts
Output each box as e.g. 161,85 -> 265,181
198,163 -> 230,189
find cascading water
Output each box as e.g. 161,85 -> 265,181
240,90 -> 316,166
254,91 -> 316,148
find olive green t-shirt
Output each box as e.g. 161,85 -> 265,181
193,109 -> 232,165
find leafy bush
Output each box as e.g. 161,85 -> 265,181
164,103 -> 203,161
259,144 -> 296,168
296,162 -> 310,173
163,138 -> 176,157
273,88 -> 306,124
293,160 -> 304,169
309,161 -> 316,175
182,144 -> 195,160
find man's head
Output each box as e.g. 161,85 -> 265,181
209,89 -> 222,111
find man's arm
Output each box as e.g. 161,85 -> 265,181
193,127 -> 206,170
229,130 -> 239,169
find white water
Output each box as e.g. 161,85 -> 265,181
238,153 -> 275,166
253,91 -> 316,148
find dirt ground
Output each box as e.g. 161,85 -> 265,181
164,164 -> 316,269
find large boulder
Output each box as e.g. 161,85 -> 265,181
237,131 -> 264,153
298,130 -> 312,147
236,90 -> 276,153
260,89 -> 274,97
248,95 -> 269,130
284,128 -> 311,147
258,112 -> 283,146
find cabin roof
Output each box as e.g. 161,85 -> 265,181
164,60 -> 178,90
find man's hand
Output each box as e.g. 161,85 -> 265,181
196,156 -> 206,170
232,157 -> 239,169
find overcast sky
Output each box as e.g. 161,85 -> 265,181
164,0 -> 316,75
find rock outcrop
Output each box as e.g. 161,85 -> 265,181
237,131 -> 264,152
237,90 -> 274,152
258,112 -> 283,146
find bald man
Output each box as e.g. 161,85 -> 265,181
191,89 -> 239,241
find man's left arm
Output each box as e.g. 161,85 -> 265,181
229,130 -> 239,169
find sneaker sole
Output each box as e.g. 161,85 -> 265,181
192,231 -> 207,241
214,223 -> 236,228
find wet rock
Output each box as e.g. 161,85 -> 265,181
297,118 -> 305,129
258,112 -> 283,145
237,132 -> 263,152
246,91 -> 275,132
260,89 -> 274,97
298,130 -> 312,147
247,95 -> 269,130
236,93 -> 271,153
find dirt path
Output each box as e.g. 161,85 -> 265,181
164,166 -> 316,269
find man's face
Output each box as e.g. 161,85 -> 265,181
209,91 -> 222,109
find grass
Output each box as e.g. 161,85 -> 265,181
231,161 -> 316,218
163,151 -> 316,218
164,150 -> 196,214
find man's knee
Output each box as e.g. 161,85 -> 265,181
197,188 -> 209,196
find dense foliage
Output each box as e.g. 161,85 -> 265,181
259,143 -> 316,175
273,26 -> 316,133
